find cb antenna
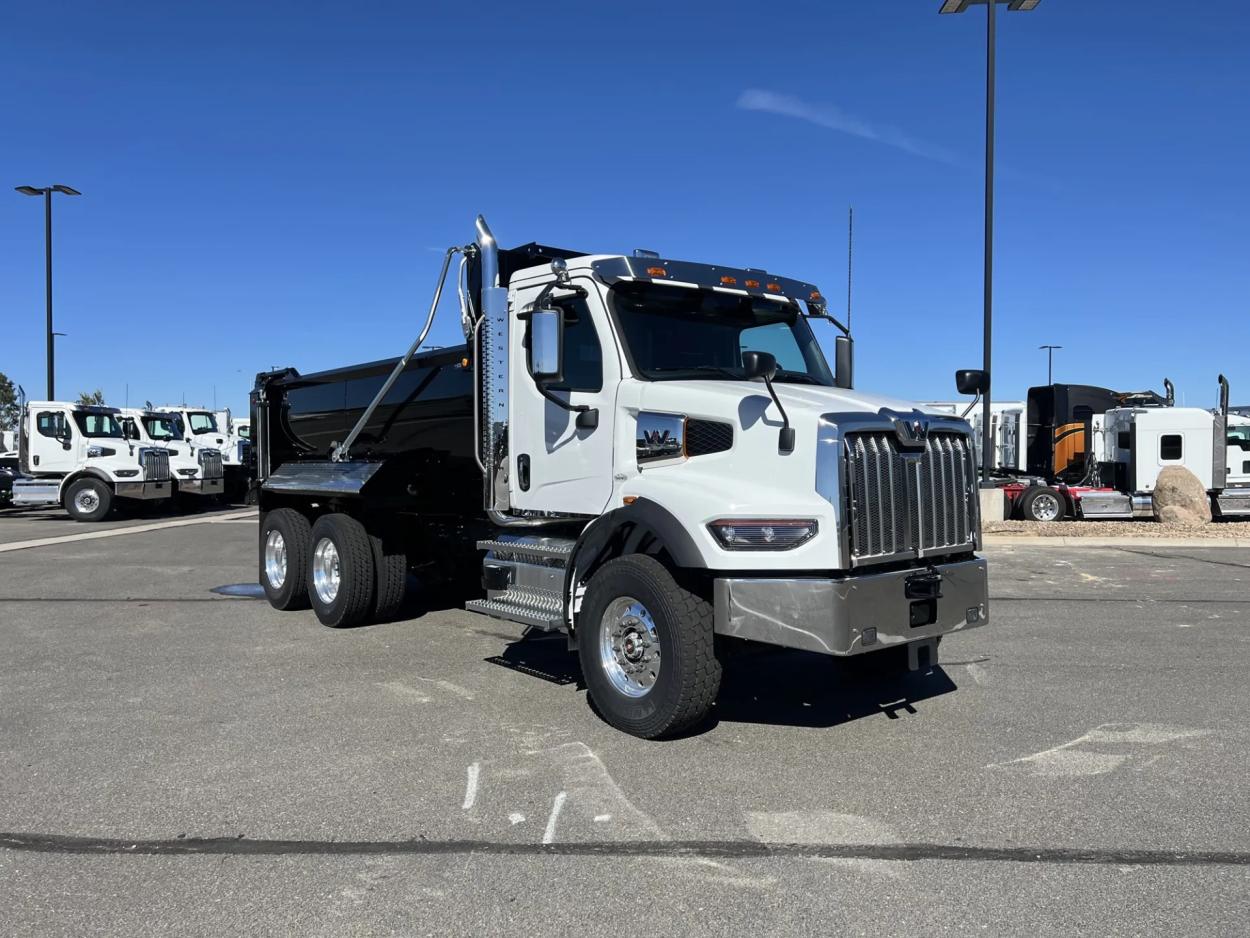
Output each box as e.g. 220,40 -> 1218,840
846,206 -> 853,334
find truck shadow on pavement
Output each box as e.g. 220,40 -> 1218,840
484,632 -> 959,734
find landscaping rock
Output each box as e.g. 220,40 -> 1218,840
1152,466 -> 1212,527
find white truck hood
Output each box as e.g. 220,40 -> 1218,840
637,379 -> 944,424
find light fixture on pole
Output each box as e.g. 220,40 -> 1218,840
15,184 -> 82,400
939,0 -> 1042,484
1039,344 -> 1061,385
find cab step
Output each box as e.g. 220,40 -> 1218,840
464,535 -> 576,632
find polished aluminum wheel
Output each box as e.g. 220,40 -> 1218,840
599,596 -> 661,698
1031,492 -> 1061,522
312,537 -> 341,605
264,529 -> 287,589
74,488 -> 100,514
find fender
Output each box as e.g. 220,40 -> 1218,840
58,467 -> 115,499
563,497 -> 706,636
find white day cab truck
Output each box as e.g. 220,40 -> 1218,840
11,401 -> 173,521
251,217 -> 989,738
117,407 -> 225,501
158,406 -> 251,500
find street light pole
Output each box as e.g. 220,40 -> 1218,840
1039,344 -> 1061,385
939,0 -> 1041,484
15,184 -> 82,400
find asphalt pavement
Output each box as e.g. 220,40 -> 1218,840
0,510 -> 1247,935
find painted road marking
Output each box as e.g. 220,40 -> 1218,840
542,791 -> 567,845
0,510 -> 256,554
462,763 -> 481,811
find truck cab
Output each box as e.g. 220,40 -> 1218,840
11,401 -> 173,521
251,217 -> 989,738
158,406 -> 250,500
117,407 -> 224,499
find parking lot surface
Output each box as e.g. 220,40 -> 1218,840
1,512 -> 1247,935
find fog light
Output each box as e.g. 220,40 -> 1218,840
707,519 -> 817,551
966,606 -> 982,624
862,627 -> 878,646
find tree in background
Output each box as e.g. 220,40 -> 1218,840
0,373 -> 20,431
77,389 -> 106,406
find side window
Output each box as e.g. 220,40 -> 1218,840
548,298 -> 603,393
1160,434 -> 1183,461
36,411 -> 68,439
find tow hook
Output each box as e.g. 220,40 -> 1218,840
905,568 -> 943,600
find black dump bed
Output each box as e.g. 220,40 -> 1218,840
252,343 -> 479,515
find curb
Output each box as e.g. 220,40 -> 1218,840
983,535 -> 1250,549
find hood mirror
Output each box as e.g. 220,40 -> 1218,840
741,351 -> 794,454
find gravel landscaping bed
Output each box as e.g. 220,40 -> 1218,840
984,519 -> 1250,539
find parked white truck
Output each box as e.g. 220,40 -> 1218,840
251,217 -> 989,738
157,406 -> 250,500
11,401 -> 173,520
116,407 -> 225,500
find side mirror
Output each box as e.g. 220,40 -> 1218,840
742,351 -> 777,381
834,335 -> 854,390
956,369 -> 989,396
527,307 -> 564,383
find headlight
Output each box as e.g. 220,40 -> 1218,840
708,519 -> 818,550
115,469 -> 140,478
177,468 -> 198,477
87,446 -> 116,458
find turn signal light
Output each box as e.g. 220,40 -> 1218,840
707,519 -> 818,551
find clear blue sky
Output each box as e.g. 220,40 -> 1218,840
2,0 -> 1247,413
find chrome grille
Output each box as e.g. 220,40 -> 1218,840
846,431 -> 976,564
142,449 -> 171,482
199,449 -> 224,479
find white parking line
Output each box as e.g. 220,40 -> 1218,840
542,791 -> 567,845
462,762 -> 481,811
0,510 -> 257,554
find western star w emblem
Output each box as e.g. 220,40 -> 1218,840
893,417 -> 928,449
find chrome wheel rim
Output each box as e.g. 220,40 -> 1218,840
312,537 -> 341,605
1032,493 -> 1060,522
599,596 -> 661,698
264,529 -> 287,589
74,489 -> 99,513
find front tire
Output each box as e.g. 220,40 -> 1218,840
577,555 -> 721,739
260,508 -> 312,610
1020,485 -> 1065,522
64,477 -> 113,522
308,513 -> 375,628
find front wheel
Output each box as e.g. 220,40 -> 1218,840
577,555 -> 721,739
64,477 -> 113,522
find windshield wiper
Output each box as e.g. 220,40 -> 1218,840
773,370 -> 820,385
647,366 -> 745,380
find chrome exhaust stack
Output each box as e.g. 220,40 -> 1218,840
475,216 -> 511,513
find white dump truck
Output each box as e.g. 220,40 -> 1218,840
11,401 -> 173,520
251,217 -> 989,738
116,407 -> 225,500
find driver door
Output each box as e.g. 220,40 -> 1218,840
29,408 -> 78,473
508,278 -> 618,515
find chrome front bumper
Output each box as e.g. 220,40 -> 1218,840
115,480 -> 172,501
176,476 -> 225,496
713,555 -> 988,656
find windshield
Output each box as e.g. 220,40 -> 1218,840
143,415 -> 182,440
72,412 -> 124,439
188,411 -> 218,434
611,282 -> 833,385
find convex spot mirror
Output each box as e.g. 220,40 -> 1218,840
956,369 -> 989,396
527,306 -> 564,383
